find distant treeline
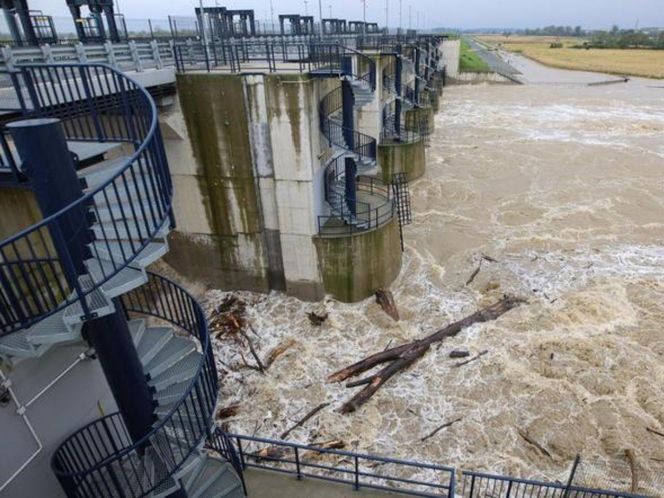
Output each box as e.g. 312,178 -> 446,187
522,26 -> 585,37
585,26 -> 664,49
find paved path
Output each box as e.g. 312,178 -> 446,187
244,468 -> 418,497
465,38 -> 521,77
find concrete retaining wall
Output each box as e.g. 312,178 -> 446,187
441,39 -> 461,78
449,71 -> 513,84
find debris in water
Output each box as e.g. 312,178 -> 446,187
375,288 -> 400,321
280,402 -> 331,439
449,350 -> 471,359
518,428 -> 553,459
265,338 -> 297,368
210,295 -> 247,338
307,310 -> 329,326
216,404 -> 241,420
420,417 -> 463,442
452,350 -> 489,368
329,296 -> 526,413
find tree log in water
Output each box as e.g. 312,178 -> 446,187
375,289 -> 400,321
328,296 -> 526,413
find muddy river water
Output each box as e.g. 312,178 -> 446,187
207,56 -> 664,493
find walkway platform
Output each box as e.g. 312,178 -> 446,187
245,468 -> 414,497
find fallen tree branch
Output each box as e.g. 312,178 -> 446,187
420,417 -> 463,442
518,429 -> 553,459
265,338 -> 297,368
646,427 -> 664,439
280,402 -> 330,440
328,296 -> 526,413
239,331 -> 265,373
453,350 -> 489,368
466,261 -> 482,286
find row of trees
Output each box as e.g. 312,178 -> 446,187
587,26 -> 664,49
522,25 -> 585,37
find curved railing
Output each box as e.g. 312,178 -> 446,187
309,42 -> 377,90
319,86 -> 376,159
51,272 -> 218,498
0,63 -> 172,336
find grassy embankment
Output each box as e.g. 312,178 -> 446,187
478,35 -> 664,79
459,39 -> 490,72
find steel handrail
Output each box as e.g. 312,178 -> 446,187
0,63 -> 172,336
51,272 -> 217,497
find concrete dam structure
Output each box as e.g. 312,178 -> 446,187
161,38 -> 448,302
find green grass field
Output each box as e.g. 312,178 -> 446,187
459,39 -> 491,72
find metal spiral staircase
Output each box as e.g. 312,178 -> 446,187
0,63 -> 244,497
311,44 -> 394,231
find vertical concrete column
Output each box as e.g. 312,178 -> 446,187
414,46 -> 421,103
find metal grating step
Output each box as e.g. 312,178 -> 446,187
153,378 -> 195,406
129,319 -> 146,347
92,218 -> 170,242
187,457 -> 244,498
68,140 -> 124,165
149,351 -> 202,391
146,448 -> 180,498
85,257 -> 148,298
137,327 -> 173,366
78,155 -> 131,188
145,334 -> 196,379
25,308 -> 82,346
90,240 -> 168,269
0,328 -> 50,359
62,275 -> 115,327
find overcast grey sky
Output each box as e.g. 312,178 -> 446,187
28,0 -> 664,29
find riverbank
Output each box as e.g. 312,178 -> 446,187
478,35 -> 664,79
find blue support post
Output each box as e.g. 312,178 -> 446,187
83,304 -> 156,445
395,51 -> 403,135
7,118 -> 89,282
344,157 -> 357,217
341,79 -> 355,150
414,46 -> 421,104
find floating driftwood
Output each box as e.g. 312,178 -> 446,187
280,402 -> 331,440
452,350 -> 489,368
375,289 -> 400,321
307,311 -> 329,326
328,296 -> 526,413
420,417 -> 463,442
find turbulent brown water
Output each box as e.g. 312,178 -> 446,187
207,58 -> 664,492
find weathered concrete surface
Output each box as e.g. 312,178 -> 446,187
265,74 -> 326,300
244,468 -> 409,498
405,106 -> 435,135
313,217 -> 402,302
378,139 -> 426,182
0,186 -> 41,238
452,71 -> 513,85
441,39 -> 460,78
167,73 -> 272,292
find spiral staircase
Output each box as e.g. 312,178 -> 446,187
0,63 -> 244,497
311,44 -> 394,231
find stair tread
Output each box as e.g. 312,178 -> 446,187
68,140 -> 124,164
145,334 -> 196,378
129,319 -> 146,347
90,240 -> 168,269
149,350 -> 202,390
85,257 -> 147,298
137,327 -> 173,365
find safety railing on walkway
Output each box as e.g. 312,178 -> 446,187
226,433 -> 456,497
459,470 -> 650,498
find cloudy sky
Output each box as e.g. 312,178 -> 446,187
28,0 -> 664,29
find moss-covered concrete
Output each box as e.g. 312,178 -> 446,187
0,186 -> 41,240
405,106 -> 435,135
170,73 -> 272,292
313,218 -> 402,303
378,139 -> 426,182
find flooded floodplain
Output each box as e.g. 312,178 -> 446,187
209,57 -> 664,491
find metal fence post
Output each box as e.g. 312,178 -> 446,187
563,455 -> 581,498
354,456 -> 359,490
295,447 -> 302,480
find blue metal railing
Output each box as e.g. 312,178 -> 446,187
0,63 -> 172,336
51,272 -> 218,498
225,433 -> 456,497
460,470 -> 650,498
